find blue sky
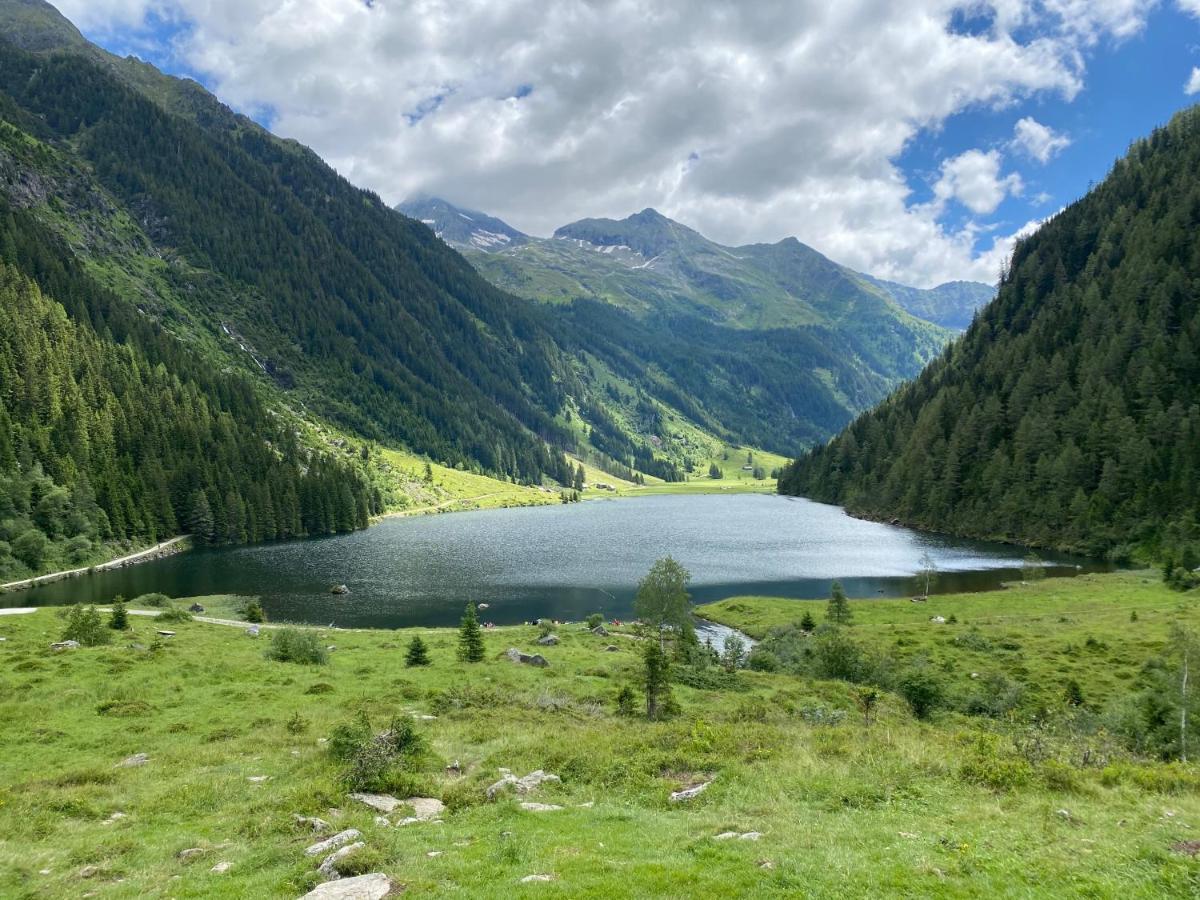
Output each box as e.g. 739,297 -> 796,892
58,1 -> 1200,287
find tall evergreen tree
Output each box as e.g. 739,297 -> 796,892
826,580 -> 852,626
457,603 -> 485,662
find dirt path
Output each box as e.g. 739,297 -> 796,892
0,536 -> 188,593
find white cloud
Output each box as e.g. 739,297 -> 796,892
1187,67 -> 1200,95
1178,0 -> 1200,18
1011,116 -> 1071,162
932,149 -> 1023,215
51,0 -> 1156,287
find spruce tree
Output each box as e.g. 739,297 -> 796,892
457,603 -> 485,662
826,580 -> 852,626
405,635 -> 431,667
800,610 -> 816,632
108,597 -> 128,631
643,641 -> 674,720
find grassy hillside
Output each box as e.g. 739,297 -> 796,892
2,573 -> 1200,897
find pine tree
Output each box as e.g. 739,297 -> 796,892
457,602 -> 485,662
573,463 -> 585,491
243,600 -> 265,624
826,580 -> 852,626
405,634 -> 431,667
643,641 -> 674,720
799,610 -> 816,632
108,597 -> 128,631
187,490 -> 215,544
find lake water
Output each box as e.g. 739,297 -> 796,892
1,494 -> 1108,628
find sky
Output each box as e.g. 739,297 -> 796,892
53,0 -> 1200,288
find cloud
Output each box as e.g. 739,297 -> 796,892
1178,0 -> 1200,18
1188,67 -> 1200,95
1011,116 -> 1071,162
931,150 -> 1024,216
52,0 -> 1156,287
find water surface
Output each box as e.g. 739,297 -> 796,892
2,494 -> 1107,627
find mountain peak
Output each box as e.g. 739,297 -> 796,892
395,195 -> 529,252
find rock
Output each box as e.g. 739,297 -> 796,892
374,816 -> 390,827
739,832 -> 763,841
349,793 -> 401,813
536,634 -> 559,646
211,861 -> 232,874
102,812 -> 127,825
477,603 -> 490,610
177,848 -> 207,862
189,603 -> 206,613
305,829 -> 362,857
156,630 -> 176,637
426,850 -> 442,858
50,640 -> 80,651
331,584 -> 350,595
604,645 -> 619,652
519,802 -> 563,812
248,775 -> 270,783
930,616 -> 946,624
487,772 -> 519,799
405,797 -> 445,820
317,841 -> 365,879
577,801 -> 594,808
116,753 -> 149,768
300,873 -> 393,899
295,815 -> 332,834
516,770 -> 561,794
79,865 -> 99,878
246,625 -> 260,637
758,859 -> 775,870
713,832 -> 738,841
669,780 -> 712,803
520,874 -> 554,883
505,647 -> 549,667
590,625 -> 609,636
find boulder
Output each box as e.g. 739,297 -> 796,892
300,873 -> 393,899
669,780 -> 712,803
317,841 -> 365,879
590,625 -> 609,636
246,625 -> 260,638
330,584 -> 350,595
177,848 -> 207,862
404,797 -> 445,820
156,630 -> 176,637
486,772 -> 519,799
930,616 -> 946,624
516,770 -> 561,794
604,645 -> 620,652
116,753 -> 149,768
294,815 -> 332,834
505,648 -> 549,667
189,603 -> 206,613
349,793 -> 401,814
211,861 -> 232,874
536,634 -> 559,646
305,829 -> 362,857
50,640 -> 80,651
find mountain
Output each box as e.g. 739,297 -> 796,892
780,105 -> 1200,567
863,277 -> 995,331
399,194 -> 531,251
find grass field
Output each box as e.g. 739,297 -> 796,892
1,573 -> 1199,897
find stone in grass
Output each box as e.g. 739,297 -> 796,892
50,640 -> 80,651
248,775 -> 270,783
520,874 -> 554,883
211,861 -> 232,874
505,647 -> 549,667
349,793 -> 401,814
669,780 -> 712,803
177,848 -> 208,862
317,842 -> 365,879
305,829 -> 361,857
300,873 -> 393,899
519,802 -> 563,812
536,634 -> 559,646
712,831 -> 763,841
116,753 -> 149,768
295,815 -> 332,834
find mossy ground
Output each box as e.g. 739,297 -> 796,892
0,573 -> 1198,897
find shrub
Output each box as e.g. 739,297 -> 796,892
898,666 -> 945,719
266,628 -> 328,665
405,635 -> 431,667
747,648 -> 780,672
243,600 -> 265,623
329,712 -> 428,792
286,711 -> 310,734
537,619 -> 555,638
953,629 -> 993,652
615,685 -> 637,716
586,613 -> 605,630
108,599 -> 129,631
61,604 -> 111,646
157,607 -> 193,624
305,682 -> 335,695
133,593 -> 171,608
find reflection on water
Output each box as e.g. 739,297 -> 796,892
3,494 -> 1109,628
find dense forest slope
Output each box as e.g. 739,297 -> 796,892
781,106 -> 1200,565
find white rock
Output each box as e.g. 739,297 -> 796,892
102,812 -> 127,825
305,829 -> 361,857
739,832 -> 763,841
317,842 -> 365,879
50,640 -> 80,651
516,770 -> 561,795
177,848 -> 206,861
300,873 -> 393,899
520,874 -> 554,883
426,850 -> 442,858
486,773 -> 519,799
406,797 -> 444,819
519,802 -> 563,812
295,815 -> 331,833
713,832 -> 738,841
373,816 -> 390,827
349,793 -> 401,813
395,817 -> 420,827
669,780 -> 712,803
211,861 -> 232,874
247,775 -> 270,783
117,753 -> 149,768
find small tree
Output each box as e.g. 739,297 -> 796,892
61,604 -> 111,646
243,600 -> 266,623
1022,553 -> 1046,583
826,580 -> 852,626
799,610 -> 816,633
615,685 -> 637,716
643,641 -> 675,720
708,462 -> 722,479
405,635 -> 430,667
634,556 -> 692,649
1063,678 -> 1085,707
108,597 -> 128,631
898,666 -> 944,720
918,552 -> 938,599
855,687 -> 879,727
720,634 -> 746,672
457,602 -> 485,662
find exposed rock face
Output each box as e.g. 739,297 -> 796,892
305,829 -> 361,857
349,793 -> 401,813
487,769 -> 561,799
299,873 -> 393,899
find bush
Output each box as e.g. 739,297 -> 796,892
329,712 -> 428,792
286,711 -> 310,734
243,600 -> 265,623
615,685 -> 637,716
133,593 -> 171,608
586,613 -> 605,630
898,666 -> 945,719
266,628 -> 328,665
61,604 -> 111,647
108,599 -> 128,631
747,648 -> 780,672
12,528 -> 48,570
157,607 -> 193,624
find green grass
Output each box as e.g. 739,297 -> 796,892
1,575 -> 1199,897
